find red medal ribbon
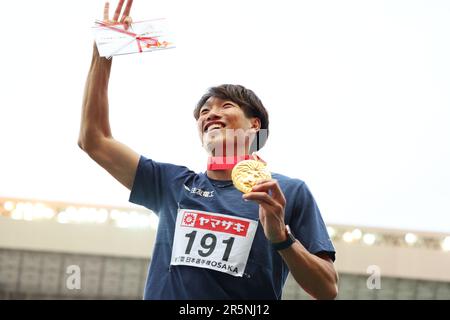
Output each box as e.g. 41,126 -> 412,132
207,155 -> 252,171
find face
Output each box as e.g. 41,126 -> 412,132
197,97 -> 261,155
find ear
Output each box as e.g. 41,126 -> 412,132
250,117 -> 261,132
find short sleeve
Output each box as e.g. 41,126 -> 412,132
290,182 -> 336,262
129,156 -> 190,215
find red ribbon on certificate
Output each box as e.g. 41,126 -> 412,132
95,20 -> 163,53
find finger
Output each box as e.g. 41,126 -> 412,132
113,0 -> 125,22
120,0 -> 134,21
254,179 -> 272,186
251,152 -> 267,164
123,16 -> 133,30
251,181 -> 274,197
251,180 -> 277,193
251,180 -> 286,205
251,179 -> 273,195
243,192 -> 278,207
103,2 -> 110,22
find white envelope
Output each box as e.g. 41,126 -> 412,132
92,18 -> 175,58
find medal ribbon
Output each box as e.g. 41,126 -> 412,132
207,153 -> 266,170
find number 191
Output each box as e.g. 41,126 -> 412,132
185,231 -> 235,261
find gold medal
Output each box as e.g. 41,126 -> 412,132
231,159 -> 272,193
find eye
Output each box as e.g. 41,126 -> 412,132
200,108 -> 209,115
223,103 -> 234,108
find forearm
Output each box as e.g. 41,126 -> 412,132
279,241 -> 338,300
78,44 -> 113,151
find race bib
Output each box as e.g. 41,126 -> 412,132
170,209 -> 258,277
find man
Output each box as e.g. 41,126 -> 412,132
79,0 -> 338,300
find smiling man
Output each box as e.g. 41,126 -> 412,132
79,0 -> 338,300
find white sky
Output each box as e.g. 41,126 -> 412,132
0,0 -> 449,233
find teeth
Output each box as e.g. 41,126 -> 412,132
206,124 -> 224,132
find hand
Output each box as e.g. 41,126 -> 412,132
243,179 -> 287,243
93,1 -> 134,58
103,0 -> 134,30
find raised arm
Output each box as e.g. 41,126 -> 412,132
78,0 -> 139,190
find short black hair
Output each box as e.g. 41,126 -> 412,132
194,84 -> 269,151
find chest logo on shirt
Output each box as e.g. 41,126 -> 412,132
184,184 -> 215,198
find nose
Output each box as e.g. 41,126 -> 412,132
205,107 -> 222,122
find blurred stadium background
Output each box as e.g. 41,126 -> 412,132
1,197 -> 449,300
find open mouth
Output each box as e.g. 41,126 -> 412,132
204,121 -> 226,133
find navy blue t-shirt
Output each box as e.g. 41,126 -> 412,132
129,156 -> 335,300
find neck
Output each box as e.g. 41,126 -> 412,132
207,168 -> 234,181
